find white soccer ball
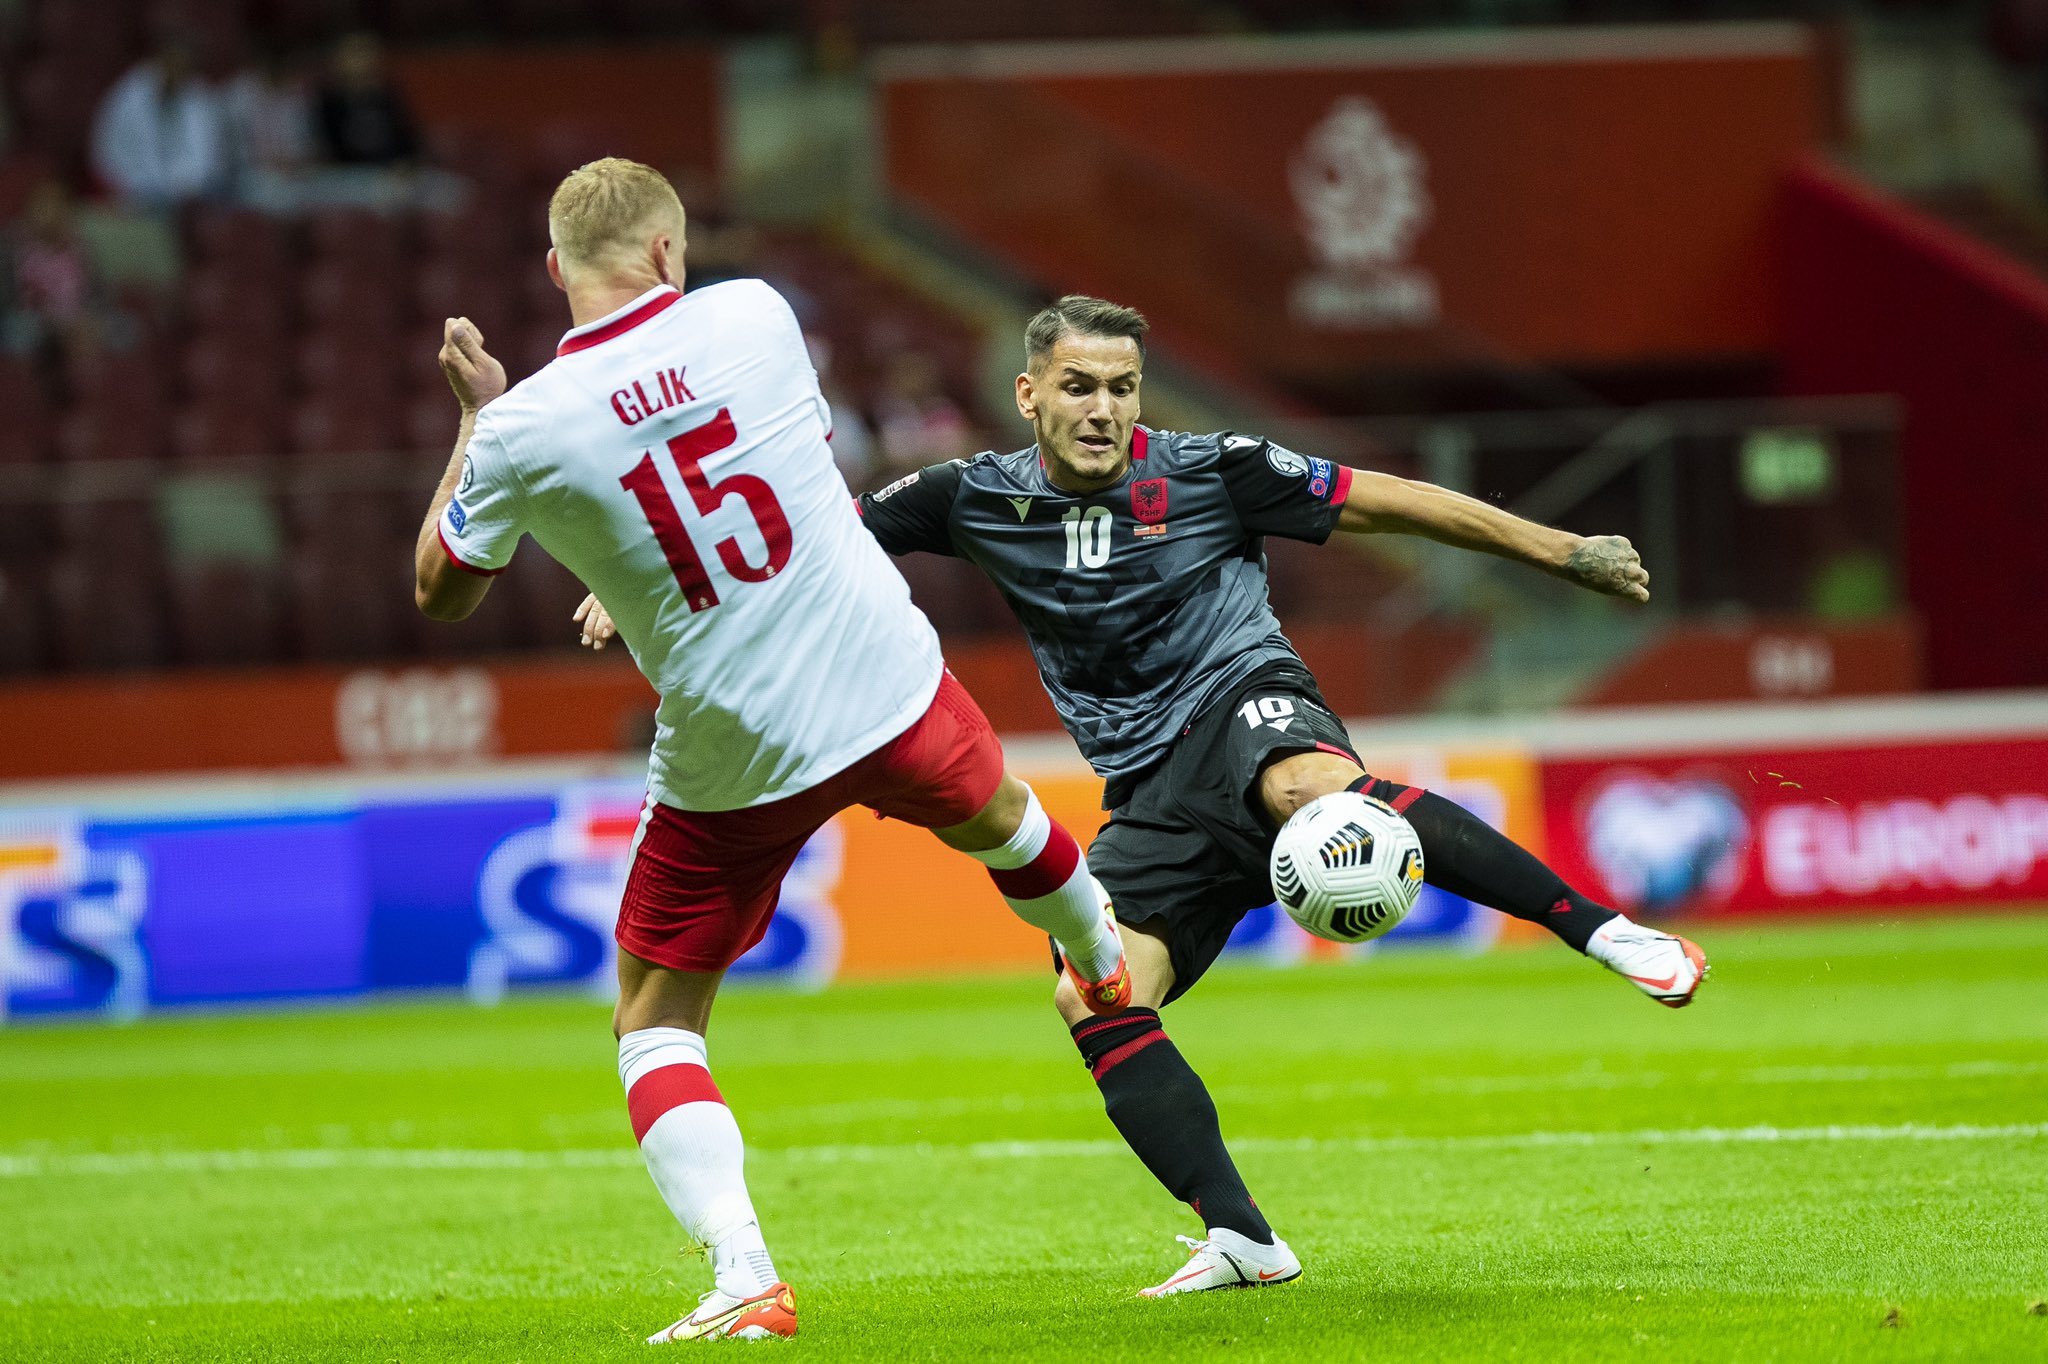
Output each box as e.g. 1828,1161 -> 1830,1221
1269,791 -> 1425,942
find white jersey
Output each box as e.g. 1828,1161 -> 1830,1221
439,280 -> 944,811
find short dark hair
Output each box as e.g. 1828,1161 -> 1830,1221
1024,295 -> 1148,371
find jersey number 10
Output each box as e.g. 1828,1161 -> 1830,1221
1061,505 -> 1113,570
619,407 -> 793,613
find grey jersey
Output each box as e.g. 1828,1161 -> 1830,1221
855,426 -> 1351,800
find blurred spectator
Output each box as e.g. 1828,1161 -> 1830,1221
874,352 -> 973,472
293,33 -> 462,213
90,39 -> 229,208
807,332 -> 876,488
221,48 -> 317,211
314,33 -> 419,167
2,180 -> 126,360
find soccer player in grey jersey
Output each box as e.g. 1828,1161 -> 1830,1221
580,295 -> 1709,1296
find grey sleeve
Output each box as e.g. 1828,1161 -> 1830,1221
853,460 -> 967,557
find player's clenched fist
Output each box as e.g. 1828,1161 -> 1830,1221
1562,534 -> 1651,604
574,593 -> 616,650
438,315 -> 507,413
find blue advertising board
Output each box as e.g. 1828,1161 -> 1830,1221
1,769 -> 1493,1022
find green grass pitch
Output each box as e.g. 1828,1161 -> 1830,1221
4,912 -> 2047,1362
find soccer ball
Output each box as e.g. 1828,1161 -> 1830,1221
1269,792 -> 1425,942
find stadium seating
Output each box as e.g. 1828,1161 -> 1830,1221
0,0 -> 1245,677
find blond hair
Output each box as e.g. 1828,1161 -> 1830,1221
547,158 -> 685,270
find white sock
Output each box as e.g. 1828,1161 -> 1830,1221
619,1027 -> 779,1298
963,786 -> 1123,981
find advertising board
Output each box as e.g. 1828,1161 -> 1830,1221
1539,737 -> 2048,918
0,748 -> 1536,1021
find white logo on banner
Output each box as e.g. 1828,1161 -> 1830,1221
1288,97 -> 1439,329
0,820 -> 149,1022
1581,774 -> 1751,913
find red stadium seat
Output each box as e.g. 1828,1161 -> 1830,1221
507,320 -> 565,387
306,209 -> 408,268
383,0 -> 486,41
404,389 -> 462,454
518,263 -> 565,327
300,259 -> 405,337
293,330 -> 406,404
55,408 -> 165,465
50,492 -> 157,563
0,567 -> 51,676
46,550 -> 171,671
0,359 -> 55,464
289,395 -> 402,456
412,260 -> 520,352
0,502 -> 56,571
64,345 -> 170,428
180,330 -> 288,399
12,60 -> 112,179
171,401 -> 288,464
168,560 -> 289,667
499,0 -> 586,39
290,538 -> 414,661
400,318 -> 461,401
504,548 -> 588,648
188,208 -> 295,273
418,206 -> 519,270
529,122 -> 618,193
182,264 -> 295,349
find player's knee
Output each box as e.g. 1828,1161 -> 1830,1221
933,772 -> 1032,852
1260,752 -> 1365,824
978,772 -> 1033,840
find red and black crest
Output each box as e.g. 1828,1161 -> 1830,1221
1131,478 -> 1168,525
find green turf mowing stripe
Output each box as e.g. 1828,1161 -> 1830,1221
6,1118 -> 2043,1177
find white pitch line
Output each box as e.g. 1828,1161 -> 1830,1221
2,1121 -> 2041,1180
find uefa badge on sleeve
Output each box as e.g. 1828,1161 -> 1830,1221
1307,457 -> 1333,499
1132,478 -> 1168,538
448,500 -> 468,534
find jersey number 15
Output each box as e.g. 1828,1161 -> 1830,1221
619,407 -> 793,613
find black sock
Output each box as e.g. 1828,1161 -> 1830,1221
1347,775 -> 1619,953
1069,1009 -> 1274,1243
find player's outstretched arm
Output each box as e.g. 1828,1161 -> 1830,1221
414,317 -> 509,620
1334,469 -> 1650,604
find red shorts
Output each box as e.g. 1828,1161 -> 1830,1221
614,670 -> 1006,972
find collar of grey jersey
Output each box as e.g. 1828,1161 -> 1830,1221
1021,424 -> 1156,495
555,284 -> 683,357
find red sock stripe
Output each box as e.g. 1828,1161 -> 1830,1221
1091,1029 -> 1168,1080
1072,1015 -> 1148,1044
1389,785 -> 1426,813
988,822 -> 1083,901
627,1063 -> 724,1143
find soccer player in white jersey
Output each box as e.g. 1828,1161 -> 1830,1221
410,159 -> 1130,1343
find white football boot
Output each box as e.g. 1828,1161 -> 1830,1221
1140,1228 -> 1301,1297
1587,917 -> 1709,1008
646,1282 -> 797,1343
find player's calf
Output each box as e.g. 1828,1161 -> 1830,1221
1340,773 -> 1710,1003
1068,1004 -> 1282,1249
951,780 -> 1129,1012
619,1025 -> 786,1326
